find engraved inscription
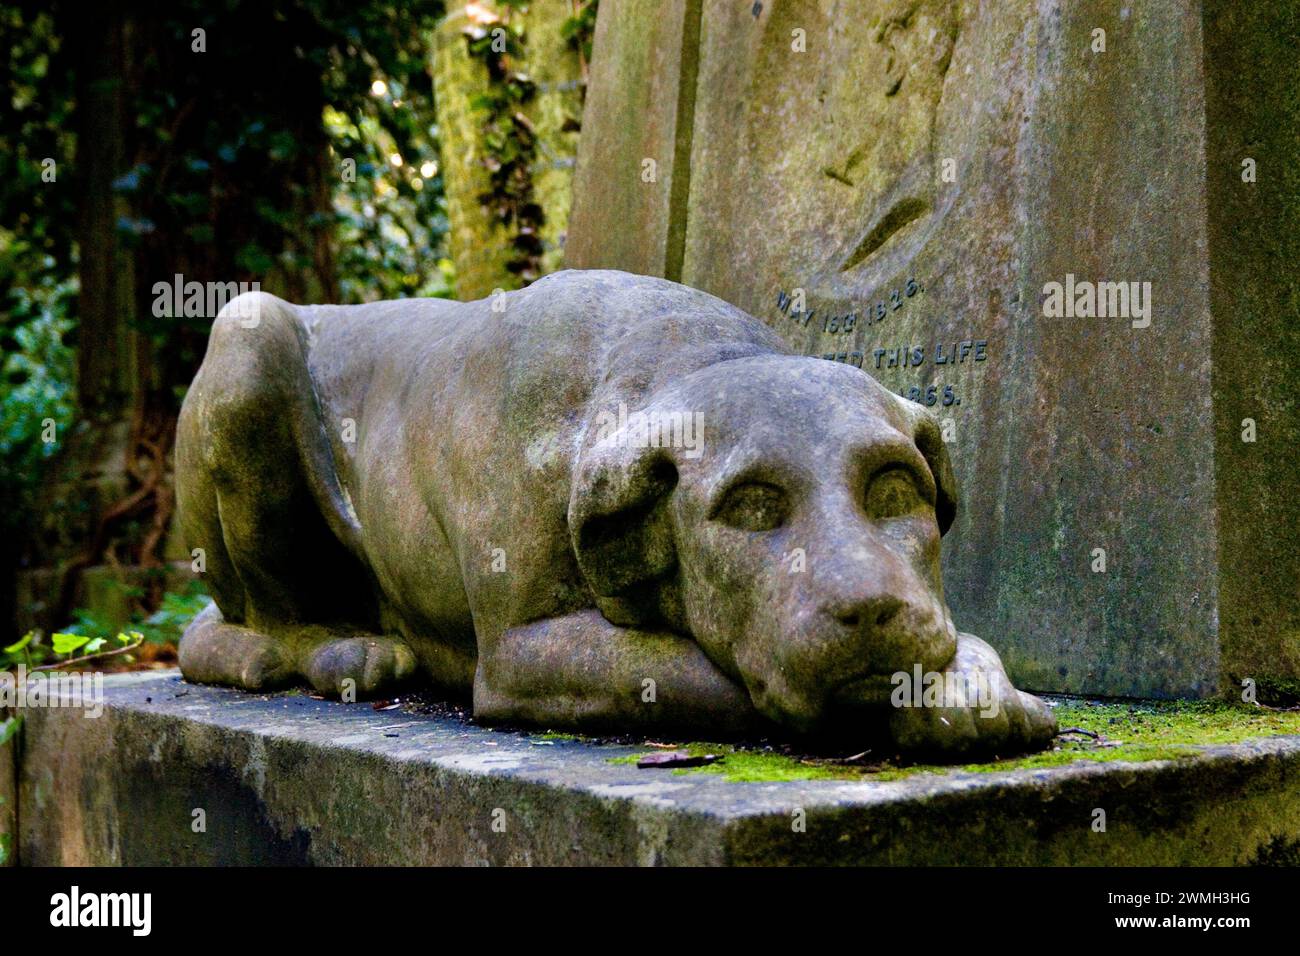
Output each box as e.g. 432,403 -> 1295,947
774,277 -> 923,332
776,273 -> 992,413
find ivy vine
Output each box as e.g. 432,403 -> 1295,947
464,2 -> 544,285
562,0 -> 599,101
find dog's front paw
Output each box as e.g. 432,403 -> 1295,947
887,632 -> 1056,759
301,634 -> 418,698
179,603 -> 297,691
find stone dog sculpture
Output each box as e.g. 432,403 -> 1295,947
177,270 -> 1055,756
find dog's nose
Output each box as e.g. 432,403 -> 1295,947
827,595 -> 904,632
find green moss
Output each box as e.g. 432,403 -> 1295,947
603,698 -> 1300,783
609,744 -> 858,781
958,743 -> 1198,774
1048,697 -> 1300,746
945,698 -> 1300,776
671,744 -> 856,782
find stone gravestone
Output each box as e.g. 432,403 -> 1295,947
567,0 -> 1299,700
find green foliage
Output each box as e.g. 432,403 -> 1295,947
0,6 -> 76,290
0,254 -> 75,538
113,0 -> 452,338
61,578 -> 209,647
0,0 -> 454,381
313,0 -> 454,300
0,1 -> 454,589
463,12 -> 545,284
1,633 -> 30,656
1,630 -> 48,669
1,579 -> 206,670
1,627 -> 142,671
50,631 -> 89,655
325,99 -> 454,301
561,0 -> 599,66
0,6 -> 77,544
136,579 -> 210,644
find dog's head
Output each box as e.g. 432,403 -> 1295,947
570,354 -> 960,733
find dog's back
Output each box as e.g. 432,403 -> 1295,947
291,269 -> 791,532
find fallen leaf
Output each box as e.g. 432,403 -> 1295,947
636,751 -> 723,769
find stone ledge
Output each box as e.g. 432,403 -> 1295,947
15,671 -> 1300,865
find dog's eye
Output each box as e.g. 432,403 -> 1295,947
864,469 -> 926,521
714,482 -> 788,532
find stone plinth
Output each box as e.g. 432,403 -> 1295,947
14,672 -> 1300,865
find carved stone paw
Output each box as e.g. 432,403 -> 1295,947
301,635 -> 418,698
178,602 -> 296,691
887,632 -> 1057,758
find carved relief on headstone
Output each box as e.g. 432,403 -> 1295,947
567,0 -> 1300,700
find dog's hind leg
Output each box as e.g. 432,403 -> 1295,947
176,293 -> 414,697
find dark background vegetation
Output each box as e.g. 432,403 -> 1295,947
1,0 -> 451,659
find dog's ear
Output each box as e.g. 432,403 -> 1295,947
905,406 -> 959,535
569,436 -> 679,626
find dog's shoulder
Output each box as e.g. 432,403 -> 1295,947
523,270 -> 792,380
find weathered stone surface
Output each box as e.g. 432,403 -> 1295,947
1201,1 -> 1300,701
565,0 -> 1300,699
173,273 -> 1053,756
15,672 -> 1300,865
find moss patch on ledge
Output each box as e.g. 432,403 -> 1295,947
603,698 -> 1300,783
1057,697 -> 1300,744
958,698 -> 1300,775
608,746 -> 863,782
